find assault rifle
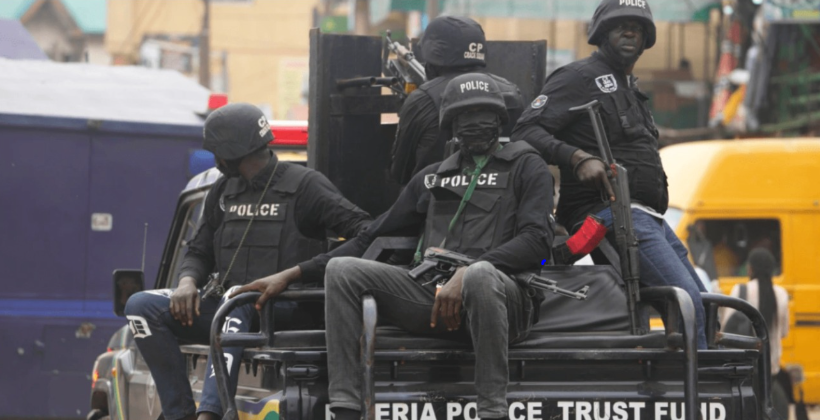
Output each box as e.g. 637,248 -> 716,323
409,247 -> 589,300
569,100 -> 643,335
383,30 -> 426,97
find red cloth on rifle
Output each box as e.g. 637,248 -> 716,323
566,215 -> 608,255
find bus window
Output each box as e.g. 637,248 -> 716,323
689,219 -> 782,279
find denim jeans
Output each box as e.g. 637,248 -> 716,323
595,207 -> 708,349
325,257 -> 534,419
124,287 -> 256,420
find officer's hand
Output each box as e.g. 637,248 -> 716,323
170,277 -> 200,327
430,267 -> 466,331
572,150 -> 615,202
229,266 -> 301,311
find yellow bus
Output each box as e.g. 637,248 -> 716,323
660,138 -> 820,404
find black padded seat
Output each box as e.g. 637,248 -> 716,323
265,328 -> 668,350
260,264 -> 642,351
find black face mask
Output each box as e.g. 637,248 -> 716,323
453,111 -> 500,156
215,157 -> 242,178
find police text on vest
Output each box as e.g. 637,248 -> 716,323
441,173 -> 498,188
459,80 -> 490,93
229,203 -> 280,217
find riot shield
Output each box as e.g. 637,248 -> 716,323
308,28 -> 546,216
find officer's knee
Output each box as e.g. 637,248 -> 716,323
325,257 -> 363,291
123,291 -> 152,317
462,261 -> 503,298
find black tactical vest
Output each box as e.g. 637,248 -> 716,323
214,163 -> 325,288
420,141 -> 538,258
596,72 -> 667,216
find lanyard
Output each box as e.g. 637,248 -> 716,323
413,147 -> 499,263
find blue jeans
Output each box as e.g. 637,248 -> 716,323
595,207 -> 708,349
124,287 -> 256,420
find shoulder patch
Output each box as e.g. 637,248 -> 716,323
595,75 -> 618,93
531,95 -> 549,109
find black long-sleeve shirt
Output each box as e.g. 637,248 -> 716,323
512,52 -> 665,228
179,159 -> 372,286
327,151 -> 554,277
390,88 -> 442,185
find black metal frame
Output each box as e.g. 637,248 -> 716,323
210,289 -> 325,420
703,293 -> 784,420
209,257 -> 779,420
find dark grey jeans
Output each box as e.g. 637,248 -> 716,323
325,257 -> 534,419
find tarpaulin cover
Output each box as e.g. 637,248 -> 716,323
0,58 -> 210,126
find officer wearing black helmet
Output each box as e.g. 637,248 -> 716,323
124,103 -> 371,420
512,0 -> 708,348
389,15 -> 524,185
308,73 -> 553,420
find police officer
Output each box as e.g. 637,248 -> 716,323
389,15 -> 524,185
512,0 -> 708,348
246,73 -> 552,420
124,103 -> 371,420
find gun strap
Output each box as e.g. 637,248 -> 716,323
413,148 -> 497,263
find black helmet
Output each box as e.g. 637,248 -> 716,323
588,0 -> 656,49
440,73 -> 508,130
419,15 -> 487,69
203,103 -> 273,160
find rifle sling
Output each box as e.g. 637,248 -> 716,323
413,147 -> 498,263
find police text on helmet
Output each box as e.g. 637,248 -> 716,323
464,43 -> 485,60
619,0 -> 647,8
459,80 -> 490,94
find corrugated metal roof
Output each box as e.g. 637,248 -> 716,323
0,0 -> 106,34
0,58 -> 210,126
0,18 -> 48,60
0,0 -> 35,20
60,0 -> 106,34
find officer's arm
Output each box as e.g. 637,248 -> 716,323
291,171 -> 373,283
295,171 -> 372,239
511,68 -> 588,168
177,178 -> 225,288
390,91 -> 439,184
295,168 -> 432,284
475,155 -> 554,274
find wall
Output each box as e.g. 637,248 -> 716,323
85,34 -> 111,65
25,1 -> 80,61
107,0 -> 319,119
474,17 -> 718,81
